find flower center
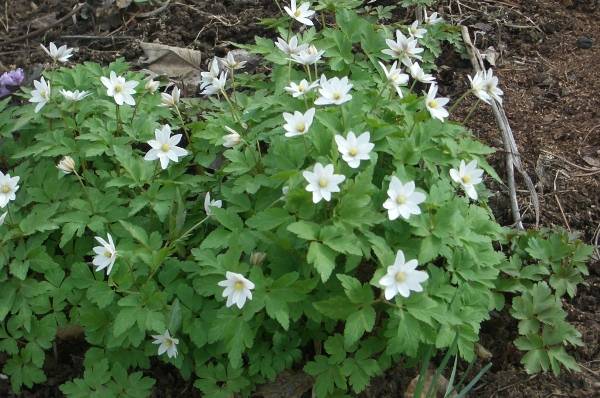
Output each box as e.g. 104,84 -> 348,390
332,92 -> 342,101
1,184 -> 10,194
318,178 -> 328,188
461,175 -> 472,184
164,339 -> 173,347
234,281 -> 245,291
40,89 -> 48,98
348,147 -> 358,156
294,9 -> 302,17
396,194 -> 407,205
114,84 -> 123,93
296,122 -> 306,133
161,143 -> 170,152
395,271 -> 407,283
104,250 -> 112,258
427,99 -> 438,108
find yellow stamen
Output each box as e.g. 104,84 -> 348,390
348,147 -> 358,156
396,194 -> 407,205
161,143 -> 170,152
294,9 -> 301,17
318,178 -> 328,188
1,185 -> 10,194
461,175 -> 472,184
234,281 -> 245,290
427,99 -> 438,108
114,84 -> 123,93
395,271 -> 407,283
333,92 -> 341,101
296,122 -> 306,133
104,250 -> 112,258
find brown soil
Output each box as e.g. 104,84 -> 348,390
1,0 -> 599,397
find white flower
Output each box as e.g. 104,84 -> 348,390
450,160 -> 484,200
284,79 -> 319,98
378,61 -> 409,97
334,131 -> 374,168
0,212 -> 6,226
379,250 -> 429,300
382,30 -> 424,67
424,10 -> 443,24
409,62 -> 435,84
222,52 -> 247,70
91,233 -> 117,275
218,271 -> 255,309
283,107 -> 315,137
290,45 -> 324,65
60,89 -> 89,101
200,57 -> 220,89
482,69 -> 503,104
145,79 -> 160,93
383,176 -> 426,221
275,36 -> 309,56
303,163 -> 346,203
425,84 -> 450,122
144,125 -> 188,170
201,71 -> 228,96
151,330 -> 179,358
100,71 -> 138,106
223,126 -> 241,148
57,156 -> 76,174
204,192 -> 222,216
29,77 -> 51,113
468,71 -> 491,104
0,172 -> 19,208
314,75 -> 353,106
408,20 -> 427,39
284,0 -> 315,26
160,86 -> 180,107
40,42 -> 73,63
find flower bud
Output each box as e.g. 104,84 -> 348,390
223,126 -> 241,148
145,79 -> 160,93
57,156 -> 76,174
250,252 -> 267,266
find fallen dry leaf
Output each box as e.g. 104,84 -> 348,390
139,42 -> 203,92
404,368 -> 456,398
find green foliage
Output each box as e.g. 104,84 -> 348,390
0,3 -> 592,398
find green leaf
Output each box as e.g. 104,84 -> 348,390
246,208 -> 291,231
287,220 -> 320,240
344,306 -> 375,346
307,242 -> 337,282
211,207 -> 244,231
336,274 -> 374,304
113,307 -> 138,336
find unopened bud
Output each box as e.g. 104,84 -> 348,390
145,79 -> 160,93
223,126 -> 241,148
57,156 -> 76,174
250,252 -> 267,266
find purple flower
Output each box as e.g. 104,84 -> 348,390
0,68 -> 25,98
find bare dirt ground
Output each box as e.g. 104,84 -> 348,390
0,0 -> 598,396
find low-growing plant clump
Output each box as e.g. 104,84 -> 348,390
0,1 -> 592,396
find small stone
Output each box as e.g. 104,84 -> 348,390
576,36 -> 593,49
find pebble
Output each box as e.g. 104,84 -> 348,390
576,36 -> 593,49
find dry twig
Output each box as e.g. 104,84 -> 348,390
461,26 -> 540,229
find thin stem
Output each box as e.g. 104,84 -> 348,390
169,216 -> 209,248
409,79 -> 418,93
448,89 -> 472,115
304,65 -> 312,81
73,171 -> 95,213
462,99 -> 480,125
115,104 -> 122,133
6,206 -> 15,225
174,106 -> 191,143
221,90 -> 241,124
314,62 -> 318,81
130,102 -> 139,124
230,68 -> 237,102
321,13 -> 326,29
288,60 -> 292,81
274,0 -> 283,14
408,118 -> 418,135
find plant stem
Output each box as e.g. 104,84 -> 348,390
73,171 -> 95,213
169,216 -> 209,248
448,89 -> 472,115
174,105 -> 191,143
304,65 -> 312,81
130,102 -> 139,124
6,206 -> 15,225
221,90 -> 241,124
274,0 -> 283,14
115,104 -> 122,133
463,99 -> 480,125
409,79 -> 418,94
